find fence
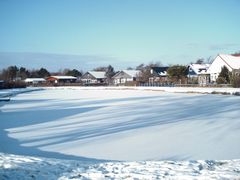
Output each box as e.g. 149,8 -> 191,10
138,82 -> 175,87
138,82 -> 232,88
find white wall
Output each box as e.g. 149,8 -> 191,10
114,78 -> 134,85
207,56 -> 232,82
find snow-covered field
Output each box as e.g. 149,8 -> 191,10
0,87 -> 240,179
0,88 -> 43,101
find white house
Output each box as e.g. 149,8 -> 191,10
24,78 -> 46,84
207,54 -> 240,83
187,64 -> 210,84
187,64 -> 210,78
112,70 -> 140,85
149,67 -> 169,83
81,71 -> 106,84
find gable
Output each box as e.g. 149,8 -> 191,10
207,55 -> 233,74
81,72 -> 96,80
188,67 -> 197,76
88,71 -> 106,79
218,54 -> 240,70
113,71 -> 132,79
123,70 -> 140,78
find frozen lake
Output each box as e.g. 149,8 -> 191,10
0,88 -> 240,161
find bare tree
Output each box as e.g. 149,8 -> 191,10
195,58 -> 204,64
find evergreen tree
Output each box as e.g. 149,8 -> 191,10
167,65 -> 188,83
230,73 -> 240,88
38,68 -> 50,78
65,69 -> 82,77
105,65 -> 115,79
18,67 -> 30,80
105,65 -> 115,84
217,66 -> 230,84
7,66 -> 19,80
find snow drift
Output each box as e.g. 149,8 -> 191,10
1,153 -> 240,179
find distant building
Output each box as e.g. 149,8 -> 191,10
112,70 -> 140,85
198,73 -> 211,86
149,67 -> 169,83
187,64 -> 210,84
24,78 -> 46,85
81,71 -> 106,85
207,54 -> 240,83
47,76 -> 77,84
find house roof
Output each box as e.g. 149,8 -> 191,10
218,54 -> 240,70
50,76 -> 77,80
88,71 -> 106,79
188,64 -> 210,75
151,67 -> 169,76
25,78 -> 46,82
122,70 -> 140,78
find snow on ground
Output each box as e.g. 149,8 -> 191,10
1,87 -> 240,161
44,86 -> 240,95
1,153 -> 240,180
0,87 -> 42,99
0,87 -> 240,179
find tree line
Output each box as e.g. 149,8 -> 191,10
0,54 -> 240,88
0,66 -> 83,81
0,63 -> 187,84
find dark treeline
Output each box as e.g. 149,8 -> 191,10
0,66 -> 83,89
0,63 -> 187,88
0,66 -> 49,81
0,66 -> 83,81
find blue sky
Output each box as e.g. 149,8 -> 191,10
0,0 -> 239,70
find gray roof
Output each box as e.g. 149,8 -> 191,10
88,71 -> 106,79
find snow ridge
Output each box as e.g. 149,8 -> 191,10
1,153 -> 240,180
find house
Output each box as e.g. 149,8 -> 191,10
198,73 -> 211,86
207,54 -> 240,83
24,78 -> 46,85
47,76 -> 77,84
112,70 -> 140,85
81,71 -> 106,85
187,64 -> 210,84
149,67 -> 169,83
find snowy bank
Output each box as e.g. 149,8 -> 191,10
0,87 -> 43,99
44,86 -> 240,95
0,153 -> 240,180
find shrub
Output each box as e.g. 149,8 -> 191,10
230,74 -> 240,88
216,77 -> 226,84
